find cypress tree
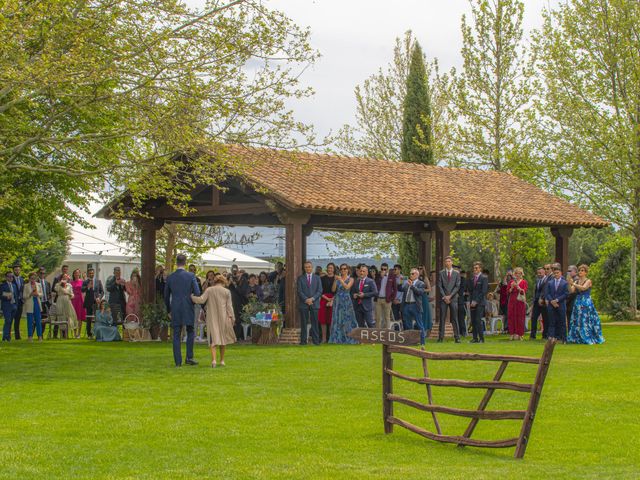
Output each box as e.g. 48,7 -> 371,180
398,41 -> 433,271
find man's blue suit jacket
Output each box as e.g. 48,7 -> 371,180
164,268 -> 201,327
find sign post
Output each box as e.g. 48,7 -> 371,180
348,328 -> 422,435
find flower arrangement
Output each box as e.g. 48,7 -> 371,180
240,297 -> 282,325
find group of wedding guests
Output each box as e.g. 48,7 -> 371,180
1,262 -> 144,342
506,262 -> 605,344
295,257 -> 605,346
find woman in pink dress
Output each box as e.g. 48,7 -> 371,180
125,270 -> 142,320
70,269 -> 86,338
507,267 -> 528,340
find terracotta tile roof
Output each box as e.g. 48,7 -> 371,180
223,144 -> 609,228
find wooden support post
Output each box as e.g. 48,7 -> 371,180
417,231 -> 433,272
280,212 -> 310,329
433,222 -> 456,331
135,218 -> 164,305
551,227 -> 573,273
514,339 -> 557,459
382,344 -> 393,434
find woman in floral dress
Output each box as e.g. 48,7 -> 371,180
567,265 -> 605,345
329,264 -> 358,344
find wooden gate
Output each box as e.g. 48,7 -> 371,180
381,340 -> 556,459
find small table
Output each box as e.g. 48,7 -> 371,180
250,322 -> 280,345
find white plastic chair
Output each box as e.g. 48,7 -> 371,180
242,323 -> 251,340
389,309 -> 403,332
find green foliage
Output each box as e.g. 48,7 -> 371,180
530,0 -> 640,310
397,234 -> 419,273
140,303 -> 168,330
28,221 -> 71,273
590,234 -> 639,313
400,42 -> 434,165
320,232 -> 397,260
0,0 -> 317,269
452,228 -> 552,283
569,227 -> 616,266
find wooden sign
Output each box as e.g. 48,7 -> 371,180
348,328 -> 421,346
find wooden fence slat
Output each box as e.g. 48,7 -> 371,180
514,339 -> 556,459
459,360 -> 510,446
420,348 -> 442,435
382,344 -> 393,434
387,345 -> 540,364
387,394 -> 526,420
387,416 -> 519,448
385,368 -> 533,393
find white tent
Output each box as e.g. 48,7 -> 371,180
60,218 -> 272,285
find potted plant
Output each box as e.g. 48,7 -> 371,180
141,303 -> 169,341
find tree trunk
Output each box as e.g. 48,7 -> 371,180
631,231 -> 638,317
164,224 -> 177,271
493,229 -> 502,281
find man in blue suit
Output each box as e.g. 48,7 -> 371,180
351,265 -> 378,328
545,263 -> 569,343
297,261 -> 322,345
165,254 -> 201,366
468,261 -> 488,343
2,272 -> 18,341
12,263 -> 24,340
399,268 -> 426,344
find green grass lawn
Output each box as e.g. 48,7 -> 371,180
1,326 -> 638,479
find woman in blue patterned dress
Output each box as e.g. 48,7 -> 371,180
329,264 -> 358,344
567,264 -> 604,345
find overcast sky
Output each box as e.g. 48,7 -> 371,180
185,0 -> 560,139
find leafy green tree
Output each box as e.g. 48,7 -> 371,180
397,41 -> 436,271
569,227 -> 616,266
333,31 -> 450,266
448,0 -> 533,278
590,234 -> 640,317
0,0 -> 316,270
530,0 -> 640,313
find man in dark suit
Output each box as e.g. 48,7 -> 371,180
438,256 -> 461,343
37,267 -> 52,318
566,265 -> 579,333
106,267 -> 127,326
11,262 -> 24,340
296,261 -> 323,345
399,268 -> 427,344
468,261 -> 488,343
545,263 -> 569,343
165,254 -> 201,366
2,272 -> 18,341
82,267 -> 104,339
530,266 -> 548,340
456,269 -> 468,337
351,265 -> 378,328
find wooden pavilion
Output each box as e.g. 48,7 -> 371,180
97,144 -> 609,332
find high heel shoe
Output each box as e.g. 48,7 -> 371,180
220,361 -> 226,367
211,361 -> 217,368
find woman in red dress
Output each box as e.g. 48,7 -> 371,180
318,263 -> 337,343
507,267 -> 528,340
70,269 -> 86,338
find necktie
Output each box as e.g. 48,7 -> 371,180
555,279 -> 559,290
41,280 -> 47,303
358,279 -> 364,303
447,270 -> 451,281
474,275 -> 479,286
307,274 -> 311,287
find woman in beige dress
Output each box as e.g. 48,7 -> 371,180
191,274 -> 236,368
55,274 -> 78,338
